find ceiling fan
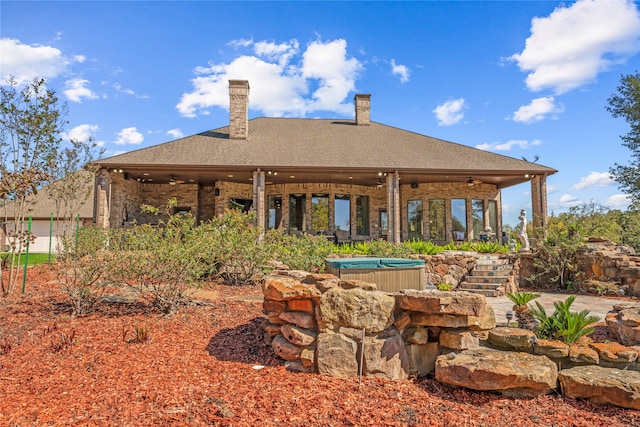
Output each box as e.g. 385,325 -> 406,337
169,176 -> 185,185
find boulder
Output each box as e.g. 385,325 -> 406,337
395,289 -> 486,316
339,279 -> 378,291
589,342 -> 638,364
403,326 -> 430,345
286,299 -> 314,313
279,311 -> 316,329
262,275 -> 321,301
319,287 -> 395,333
605,304 -> 640,346
281,323 -> 317,347
271,334 -> 303,361
439,329 -> 480,350
534,339 -> 569,359
488,327 -> 536,351
435,348 -> 558,397
569,345 -> 599,365
558,365 -> 640,410
411,305 -> 495,330
363,329 -> 410,380
316,332 -> 358,378
302,274 -> 340,292
407,342 -> 440,377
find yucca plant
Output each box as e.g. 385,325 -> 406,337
505,292 -> 540,330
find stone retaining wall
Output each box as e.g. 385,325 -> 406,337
261,271 -> 640,408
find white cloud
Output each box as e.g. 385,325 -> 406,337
510,0 -> 640,94
607,194 -> 631,209
476,139 -> 542,151
547,184 -> 557,194
558,193 -> 581,207
0,38 -> 73,85
115,127 -> 144,145
62,124 -> 99,142
432,98 -> 465,126
572,171 -> 614,190
176,38 -> 362,118
113,83 -> 149,99
512,97 -> 564,124
167,128 -> 184,139
64,78 -> 98,103
227,38 -> 253,49
390,59 -> 410,83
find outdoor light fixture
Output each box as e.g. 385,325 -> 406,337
467,177 -> 475,187
376,179 -> 383,188
506,310 -> 514,326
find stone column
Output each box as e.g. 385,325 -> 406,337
387,171 -> 401,243
531,175 -> 548,230
253,169 -> 266,230
94,169 -> 111,228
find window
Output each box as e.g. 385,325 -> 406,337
379,210 -> 388,238
334,194 -> 350,232
451,198 -> 467,234
172,206 -> 191,215
229,198 -> 252,213
356,196 -> 369,235
267,195 -> 282,229
289,194 -> 306,231
407,199 -> 423,240
472,199 -> 484,239
311,194 -> 329,233
428,199 -> 445,240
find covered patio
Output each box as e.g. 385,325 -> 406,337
92,81 -> 556,243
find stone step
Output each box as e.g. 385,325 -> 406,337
456,287 -> 502,297
465,276 -> 510,284
476,258 -> 510,266
467,270 -> 511,278
458,282 -> 503,290
474,263 -> 513,272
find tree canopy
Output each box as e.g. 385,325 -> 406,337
608,71 -> 640,204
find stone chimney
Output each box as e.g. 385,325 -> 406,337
229,80 -> 250,139
354,94 -> 371,125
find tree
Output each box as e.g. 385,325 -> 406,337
608,72 -> 640,203
47,137 -> 103,248
0,77 -> 67,296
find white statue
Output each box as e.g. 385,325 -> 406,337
517,209 -> 530,251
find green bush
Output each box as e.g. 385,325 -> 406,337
56,227 -> 115,316
194,210 -> 264,285
404,239 -> 439,255
112,205 -> 207,315
265,229 -> 333,273
529,295 -> 600,344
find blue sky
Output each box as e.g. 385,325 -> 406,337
2,0 -> 640,226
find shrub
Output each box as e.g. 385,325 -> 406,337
266,230 -> 333,273
113,202 -> 207,315
56,227 -> 115,316
436,283 -> 453,291
506,292 -> 540,307
198,210 -> 273,285
529,295 -> 600,344
404,239 -> 439,255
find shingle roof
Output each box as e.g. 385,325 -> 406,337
99,118 -> 556,175
1,171 -> 94,220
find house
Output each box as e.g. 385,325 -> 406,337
91,80 -> 556,243
1,171 -> 94,253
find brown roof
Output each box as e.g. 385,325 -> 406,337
96,118 -> 556,188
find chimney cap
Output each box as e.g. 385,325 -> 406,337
229,80 -> 250,89
354,93 -> 371,100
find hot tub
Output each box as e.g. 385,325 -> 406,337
325,257 -> 426,292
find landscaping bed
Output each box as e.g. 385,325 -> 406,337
0,265 -> 638,426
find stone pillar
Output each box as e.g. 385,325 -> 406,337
94,169 -> 111,228
387,171 -> 401,243
229,80 -> 249,139
354,94 -> 371,126
253,169 -> 266,230
531,175 -> 548,230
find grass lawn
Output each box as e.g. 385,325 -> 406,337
1,252 -> 55,266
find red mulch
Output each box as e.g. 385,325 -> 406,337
0,266 -> 638,426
